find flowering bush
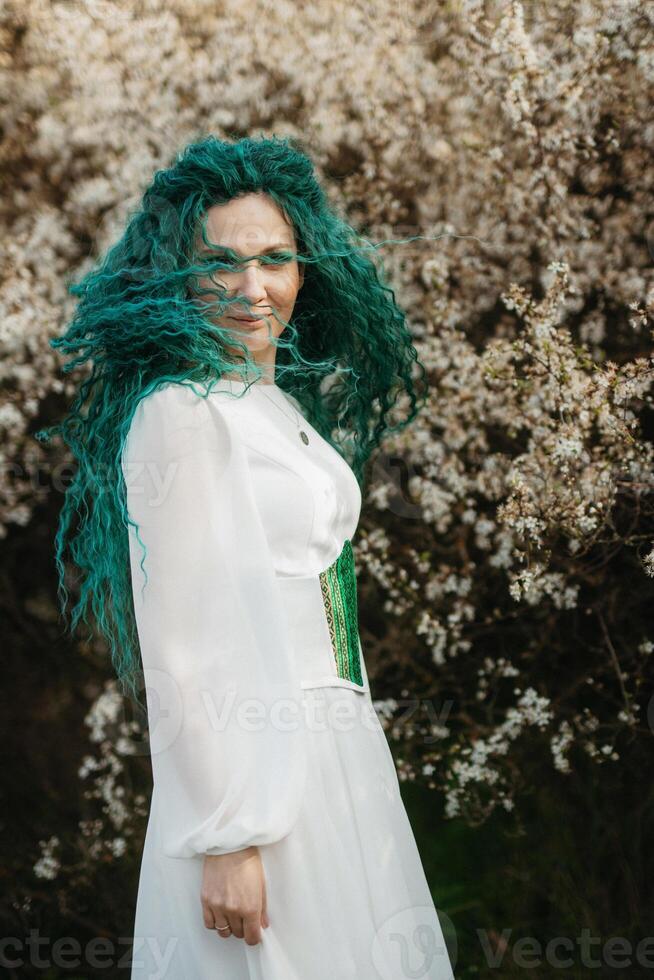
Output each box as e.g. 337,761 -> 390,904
364,260 -> 653,822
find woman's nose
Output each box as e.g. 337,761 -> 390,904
236,263 -> 267,302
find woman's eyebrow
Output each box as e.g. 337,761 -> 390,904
199,242 -> 293,256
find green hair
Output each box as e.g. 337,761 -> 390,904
36,132 -> 428,704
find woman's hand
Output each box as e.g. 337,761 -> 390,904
201,846 -> 270,946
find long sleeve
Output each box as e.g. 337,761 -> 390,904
121,382 -> 308,859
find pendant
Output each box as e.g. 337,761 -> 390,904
300,430 -> 309,445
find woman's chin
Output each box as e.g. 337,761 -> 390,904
224,334 -> 273,356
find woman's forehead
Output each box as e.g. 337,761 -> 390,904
196,197 -> 296,252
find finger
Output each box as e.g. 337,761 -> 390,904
243,911 -> 263,946
229,914 -> 245,941
213,917 -> 232,939
201,900 -> 215,931
261,878 -> 269,929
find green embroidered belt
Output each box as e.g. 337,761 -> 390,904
318,538 -> 364,687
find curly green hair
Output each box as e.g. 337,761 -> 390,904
36,132 -> 428,703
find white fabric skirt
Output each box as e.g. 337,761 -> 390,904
130,684 -> 456,980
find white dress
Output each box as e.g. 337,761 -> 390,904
122,377 -> 456,980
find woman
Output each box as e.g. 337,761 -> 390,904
42,135 -> 456,979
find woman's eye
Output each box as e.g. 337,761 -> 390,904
269,251 -> 293,262
198,250 -> 294,270
199,254 -> 237,270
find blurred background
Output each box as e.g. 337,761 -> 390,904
1,1 -> 653,977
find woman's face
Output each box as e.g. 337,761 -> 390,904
190,192 -> 304,367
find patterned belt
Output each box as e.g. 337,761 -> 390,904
318,538 -> 364,688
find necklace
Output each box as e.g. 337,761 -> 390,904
259,386 -> 310,445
